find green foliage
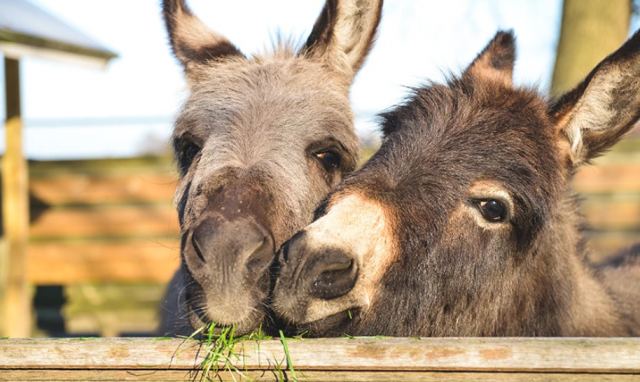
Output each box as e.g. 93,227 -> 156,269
184,323 -> 300,382
279,330 -> 298,382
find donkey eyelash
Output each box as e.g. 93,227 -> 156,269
174,135 -> 202,175
307,139 -> 349,168
314,149 -> 342,172
468,198 -> 510,223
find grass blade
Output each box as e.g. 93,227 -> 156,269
279,330 -> 298,382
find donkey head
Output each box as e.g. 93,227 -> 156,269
273,30 -> 640,336
163,0 -> 382,334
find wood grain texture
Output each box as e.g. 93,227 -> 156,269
29,206 -> 178,239
1,57 -> 31,337
27,240 -> 179,284
18,148 -> 640,289
1,337 -> 639,374
574,163 -> 640,194
1,370 -> 638,381
581,199 -> 640,230
30,173 -> 176,206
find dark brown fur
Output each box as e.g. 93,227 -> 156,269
272,30 -> 640,337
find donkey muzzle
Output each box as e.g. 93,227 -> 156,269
281,232 -> 359,301
185,215 -> 275,283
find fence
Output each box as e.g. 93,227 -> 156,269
1,337 -> 639,381
25,137 -> 640,284
27,156 -> 179,285
23,157 -> 180,336
0,135 -> 639,336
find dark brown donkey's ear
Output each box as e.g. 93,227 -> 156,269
301,0 -> 383,84
162,0 -> 244,78
464,30 -> 516,87
550,30 -> 640,165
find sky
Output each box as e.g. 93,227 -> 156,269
0,0 -> 624,160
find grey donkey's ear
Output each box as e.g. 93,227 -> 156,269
162,0 -> 243,76
464,30 -> 516,87
550,29 -> 640,165
301,0 -> 383,83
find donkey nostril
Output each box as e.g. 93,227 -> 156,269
320,256 -> 352,272
191,232 -> 207,263
280,241 -> 291,264
191,218 -> 218,263
245,227 -> 275,278
309,252 -> 358,300
280,230 -> 306,265
247,238 -> 274,276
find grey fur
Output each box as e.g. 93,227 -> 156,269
159,0 -> 382,335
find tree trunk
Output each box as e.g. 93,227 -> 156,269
551,0 -> 631,96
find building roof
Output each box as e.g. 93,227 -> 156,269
0,0 -> 117,66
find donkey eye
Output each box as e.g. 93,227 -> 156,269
174,136 -> 202,175
314,150 -> 342,172
477,199 -> 507,222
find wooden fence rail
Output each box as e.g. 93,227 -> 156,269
1,337 -> 640,381
2,140 -> 640,335
20,147 -> 640,285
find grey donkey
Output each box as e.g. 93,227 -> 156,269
158,0 -> 383,336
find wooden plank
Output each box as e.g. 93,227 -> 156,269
30,173 -> 176,206
65,309 -> 159,337
28,157 -> 175,178
585,232 -> 640,263
1,370 -> 638,382
27,240 -> 179,284
581,198 -> 640,230
1,56 -> 31,337
63,284 -> 165,336
31,157 -> 640,204
0,338 -> 639,373
29,206 -> 178,239
574,163 -> 640,193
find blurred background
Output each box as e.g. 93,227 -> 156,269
0,0 -> 639,337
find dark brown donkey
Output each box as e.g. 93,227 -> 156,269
272,30 -> 640,337
159,0 -> 383,335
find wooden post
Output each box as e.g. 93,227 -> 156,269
1,57 -> 31,337
550,0 -> 631,96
